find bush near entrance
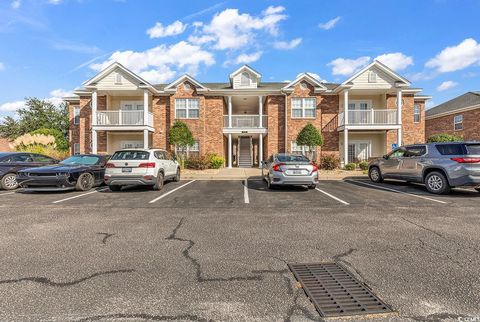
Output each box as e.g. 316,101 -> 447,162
320,154 -> 340,170
345,163 -> 356,171
296,123 -> 324,161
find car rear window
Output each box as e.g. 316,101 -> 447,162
110,150 -> 150,160
435,144 -> 464,155
465,144 -> 480,155
276,154 -> 310,162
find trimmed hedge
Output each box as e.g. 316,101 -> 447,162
344,163 -> 357,171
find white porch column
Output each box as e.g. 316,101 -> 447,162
228,96 -> 232,128
143,90 -> 149,126
344,90 -> 349,125
92,129 -> 98,154
343,129 -> 349,167
258,96 -> 263,127
258,134 -> 263,168
397,89 -> 403,146
143,129 -> 149,149
228,134 -> 232,168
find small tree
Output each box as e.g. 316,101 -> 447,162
427,133 -> 463,143
169,121 -> 195,167
296,123 -> 324,161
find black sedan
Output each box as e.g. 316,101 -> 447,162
16,154 -> 109,192
0,152 -> 58,190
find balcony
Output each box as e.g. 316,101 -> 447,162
223,115 -> 268,128
94,110 -> 153,127
338,109 -> 398,126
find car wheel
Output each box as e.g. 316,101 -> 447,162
369,166 -> 383,183
1,173 -> 19,190
308,184 -> 316,189
109,185 -> 122,192
475,187 -> 480,193
173,168 -> 180,182
153,172 -> 164,191
425,171 -> 451,194
75,173 -> 94,191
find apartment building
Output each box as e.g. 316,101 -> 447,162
65,61 -> 430,167
426,91 -> 480,141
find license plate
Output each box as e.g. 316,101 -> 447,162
122,167 -> 132,173
291,170 -> 304,175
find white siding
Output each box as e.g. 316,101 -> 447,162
232,72 -> 258,89
95,68 -> 141,90
349,66 -> 396,90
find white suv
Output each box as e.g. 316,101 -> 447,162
104,149 -> 180,191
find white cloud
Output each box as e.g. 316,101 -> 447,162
375,52 -> 413,71
90,41 -> 215,83
147,20 -> 187,38
436,80 -> 458,92
189,6 -> 287,50
235,51 -> 262,64
296,72 -> 326,83
318,16 -> 341,30
328,56 -> 371,76
11,0 -> 21,9
0,101 -> 25,112
47,0 -> 62,4
426,38 -> 480,73
0,88 -> 73,113
49,88 -> 73,98
273,38 -> 302,50
0,62 -> 4,71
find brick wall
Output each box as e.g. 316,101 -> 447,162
0,138 -> 13,151
265,95 -> 286,158
425,108 -> 480,141
320,95 -> 340,157
152,96 -> 169,149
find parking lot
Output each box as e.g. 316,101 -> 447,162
0,178 -> 479,321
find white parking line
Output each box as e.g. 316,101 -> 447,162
52,188 -> 110,204
149,180 -> 195,204
244,179 -> 250,204
315,188 -> 350,205
0,192 -> 15,197
345,179 -> 447,204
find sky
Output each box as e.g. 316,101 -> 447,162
0,0 -> 480,119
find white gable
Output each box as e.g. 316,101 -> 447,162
229,65 -> 261,89
348,65 -> 398,89
95,68 -> 141,90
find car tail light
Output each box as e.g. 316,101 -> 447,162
451,157 -> 480,163
311,162 -> 318,173
139,162 -> 156,168
105,163 -> 116,168
272,163 -> 285,172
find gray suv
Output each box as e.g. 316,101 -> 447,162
368,142 -> 480,194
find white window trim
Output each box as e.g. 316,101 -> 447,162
454,114 -> 463,131
175,141 -> 200,153
120,140 -> 143,149
73,143 -> 80,155
115,72 -> 123,85
413,104 -> 421,123
240,72 -> 251,87
347,140 -> 372,163
175,98 -> 200,119
291,141 -> 313,154
73,106 -> 80,125
291,97 -> 317,119
348,100 -> 373,110
368,71 -> 377,83
120,101 -> 144,110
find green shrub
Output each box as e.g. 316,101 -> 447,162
30,128 -> 68,151
427,133 -> 463,143
320,154 -> 340,170
344,163 -> 357,171
206,153 -> 224,169
185,155 -> 210,170
358,161 -> 369,171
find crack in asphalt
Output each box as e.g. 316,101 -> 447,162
75,313 -> 214,321
417,238 -> 468,271
97,232 -> 116,245
283,289 -> 324,322
331,248 -> 376,288
407,312 -> 472,322
166,218 -> 262,283
0,269 -> 134,287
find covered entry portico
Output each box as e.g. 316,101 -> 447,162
224,131 -> 266,168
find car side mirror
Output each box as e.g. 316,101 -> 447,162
383,155 -> 388,160
172,155 -> 177,161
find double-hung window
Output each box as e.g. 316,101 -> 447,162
413,104 -> 421,123
175,98 -> 200,119
454,114 -> 463,131
291,98 -> 316,118
73,106 -> 80,125
175,140 -> 200,157
291,141 -> 312,155
73,143 -> 80,155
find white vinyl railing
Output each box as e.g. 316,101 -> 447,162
95,110 -> 153,127
223,115 -> 268,128
338,109 -> 398,126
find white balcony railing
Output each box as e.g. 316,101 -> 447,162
95,110 -> 153,127
223,115 -> 268,128
338,109 -> 398,126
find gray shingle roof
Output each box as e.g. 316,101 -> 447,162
426,92 -> 480,117
153,82 -> 339,91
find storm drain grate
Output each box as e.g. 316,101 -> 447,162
288,262 -> 392,318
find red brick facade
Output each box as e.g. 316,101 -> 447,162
425,108 -> 480,142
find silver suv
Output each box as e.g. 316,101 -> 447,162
104,149 -> 180,191
368,142 -> 480,194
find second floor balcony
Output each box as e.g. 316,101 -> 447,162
94,110 -> 154,127
338,109 -> 398,127
223,115 -> 268,128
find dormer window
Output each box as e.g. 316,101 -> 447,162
184,82 -> 191,90
300,81 -> 308,89
115,72 -> 122,84
368,71 -> 377,83
240,72 -> 251,86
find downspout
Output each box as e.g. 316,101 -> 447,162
283,91 -> 288,153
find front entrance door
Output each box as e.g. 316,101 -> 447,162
121,140 -> 143,149
238,136 -> 252,168
347,141 -> 371,163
